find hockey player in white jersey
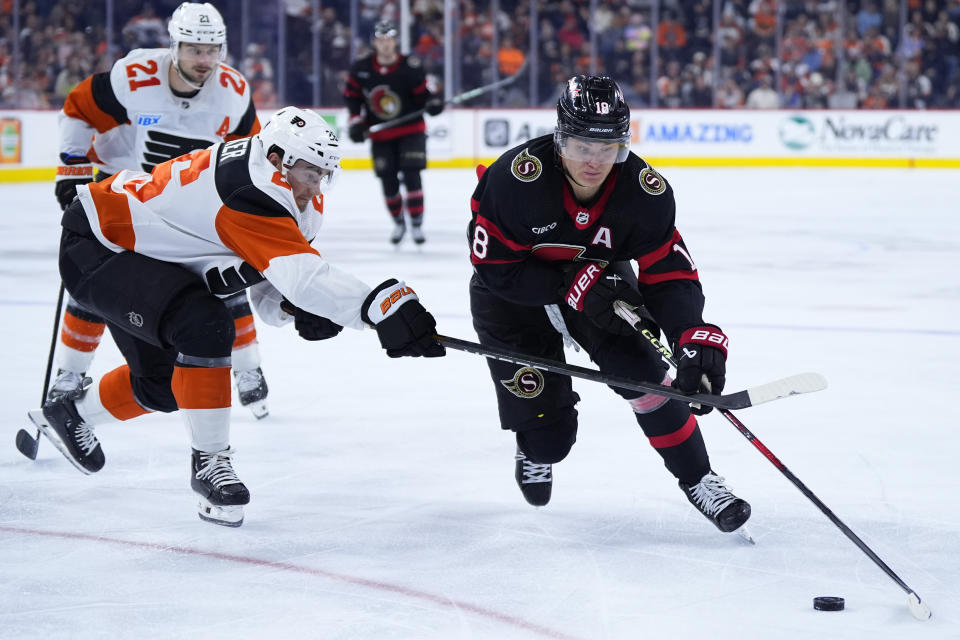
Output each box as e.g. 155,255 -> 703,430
31,107 -> 445,527
52,2 -> 272,419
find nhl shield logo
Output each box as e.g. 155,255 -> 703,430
511,148 -> 542,183
500,366 -> 545,399
576,211 -> 590,225
127,311 -> 144,328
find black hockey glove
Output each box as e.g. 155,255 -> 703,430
673,324 -> 728,415
280,299 -> 343,341
361,279 -> 445,358
424,96 -> 445,116
562,263 -> 645,335
54,154 -> 94,211
347,116 -> 367,143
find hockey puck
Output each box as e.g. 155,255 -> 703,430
813,596 -> 845,611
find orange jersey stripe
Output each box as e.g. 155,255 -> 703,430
63,76 -> 123,134
88,174 -> 136,250
214,205 -> 320,272
171,366 -> 232,410
100,365 -> 150,421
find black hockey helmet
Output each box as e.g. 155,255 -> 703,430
555,75 -> 631,164
373,20 -> 398,40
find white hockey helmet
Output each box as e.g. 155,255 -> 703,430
168,2 -> 227,64
260,107 -> 342,192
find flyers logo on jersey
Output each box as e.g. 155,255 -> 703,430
639,166 -> 666,196
369,85 -> 401,119
511,148 -> 542,183
500,366 -> 545,399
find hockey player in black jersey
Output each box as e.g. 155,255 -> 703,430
467,75 -> 750,534
343,20 -> 444,245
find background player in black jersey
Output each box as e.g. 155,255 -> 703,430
467,75 -> 751,535
343,20 -> 445,245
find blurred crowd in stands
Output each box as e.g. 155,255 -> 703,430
1,0 -> 958,110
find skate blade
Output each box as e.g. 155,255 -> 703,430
244,401 -> 269,420
27,410 -> 93,476
197,497 -> 244,527
735,525 -> 756,545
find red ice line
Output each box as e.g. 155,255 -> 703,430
0,524 -> 583,640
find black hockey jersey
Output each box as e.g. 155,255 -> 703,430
468,134 -> 707,344
343,53 -> 432,142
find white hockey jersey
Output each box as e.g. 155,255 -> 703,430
60,48 -> 260,175
75,135 -> 370,330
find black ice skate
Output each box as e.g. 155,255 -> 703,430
234,366 -> 268,419
680,470 -> 751,533
46,369 -> 88,404
191,447 -> 250,527
28,383 -> 104,474
515,447 -> 552,507
390,217 -> 407,244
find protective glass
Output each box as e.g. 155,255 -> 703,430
555,132 -> 630,164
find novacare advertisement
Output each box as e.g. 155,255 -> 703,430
1,109 -> 958,178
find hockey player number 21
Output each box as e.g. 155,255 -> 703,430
124,149 -> 213,203
219,67 -> 246,95
126,60 -> 162,91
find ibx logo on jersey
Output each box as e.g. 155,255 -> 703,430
137,114 -> 162,126
500,367 -> 545,399
511,148 -> 542,182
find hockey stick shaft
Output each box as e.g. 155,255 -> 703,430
16,282 -> 65,458
436,334 -> 818,411
613,301 -> 929,614
369,62 -> 527,135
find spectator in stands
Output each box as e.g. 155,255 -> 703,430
745,72 -> 779,108
657,10 -> 687,63
716,75 -> 745,108
122,3 -> 167,50
856,1 -> 884,38
498,35 -> 525,77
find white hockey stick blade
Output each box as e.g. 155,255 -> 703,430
907,592 -> 932,620
745,373 -> 827,407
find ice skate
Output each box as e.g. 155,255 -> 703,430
234,367 -> 268,419
28,383 -> 103,474
389,216 -> 407,244
680,470 -> 751,533
46,369 -> 88,404
191,447 -> 250,527
515,447 -> 552,507
410,223 -> 426,245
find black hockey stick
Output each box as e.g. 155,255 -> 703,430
369,61 -> 528,135
435,334 -> 824,412
612,301 -> 932,621
15,282 -> 66,460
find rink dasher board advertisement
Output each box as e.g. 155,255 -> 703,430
1,108 -> 958,180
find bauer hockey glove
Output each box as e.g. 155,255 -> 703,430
562,262 -> 645,335
280,299 -> 344,341
347,116 -> 367,143
361,279 -> 445,358
673,324 -> 728,415
54,154 -> 94,211
424,96 -> 445,116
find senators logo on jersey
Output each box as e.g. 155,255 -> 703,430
500,367 -> 545,399
511,148 -> 542,183
367,85 -> 402,120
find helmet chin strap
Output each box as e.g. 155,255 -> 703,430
173,60 -> 206,91
559,157 -> 588,188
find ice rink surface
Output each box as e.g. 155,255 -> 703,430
0,166 -> 957,639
